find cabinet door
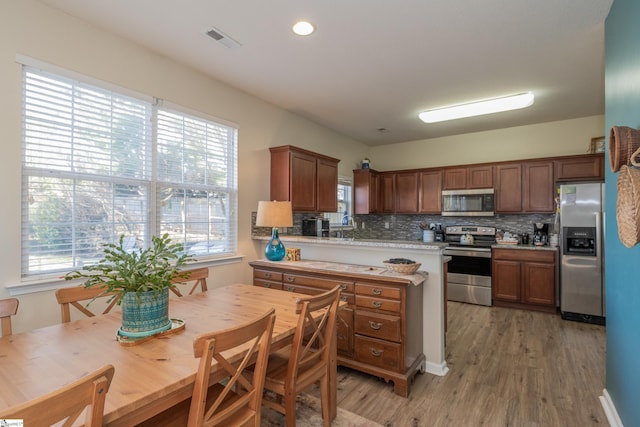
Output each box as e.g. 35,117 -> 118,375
337,306 -> 354,357
555,154 -> 604,181
492,260 -> 521,302
353,169 -> 378,214
290,151 -> 317,211
522,262 -> 556,306
495,163 -> 522,212
468,165 -> 494,188
379,173 -> 395,213
443,168 -> 467,189
419,170 -> 442,213
395,172 -> 419,213
317,158 -> 338,212
523,161 -> 554,213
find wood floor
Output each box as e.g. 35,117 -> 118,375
317,301 -> 607,427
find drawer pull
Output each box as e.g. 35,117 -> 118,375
264,283 -> 272,288
340,296 -> 348,302
370,348 -> 383,357
264,272 -> 272,279
286,286 -> 295,292
287,277 -> 295,283
340,284 -> 348,290
372,288 -> 382,295
372,301 -> 382,309
369,321 -> 382,330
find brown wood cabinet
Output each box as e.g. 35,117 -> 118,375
353,169 -> 379,214
395,172 -> 419,213
492,248 -> 557,313
443,167 -> 467,190
379,172 -> 396,213
419,169 -> 442,213
555,154 -> 604,181
443,165 -> 493,189
495,163 -> 523,213
270,145 -> 339,212
249,260 -> 425,397
523,161 -> 555,213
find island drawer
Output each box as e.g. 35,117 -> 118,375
283,273 -> 354,293
354,310 -> 401,342
254,269 -> 283,282
253,279 -> 283,290
355,295 -> 401,313
354,335 -> 401,371
356,283 -> 401,300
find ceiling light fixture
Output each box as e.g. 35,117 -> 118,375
418,92 -> 535,123
292,21 -> 314,36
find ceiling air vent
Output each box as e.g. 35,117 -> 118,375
205,26 -> 241,49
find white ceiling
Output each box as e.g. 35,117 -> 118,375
38,0 -> 613,146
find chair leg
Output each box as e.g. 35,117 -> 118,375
320,376 -> 331,427
285,391 -> 297,427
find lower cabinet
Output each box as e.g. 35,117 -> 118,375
492,248 -> 557,313
249,260 -> 425,397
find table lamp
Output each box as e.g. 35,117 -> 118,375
256,200 -> 293,261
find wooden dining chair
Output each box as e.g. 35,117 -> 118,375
261,285 -> 342,427
138,308 -> 276,427
0,297 -> 19,337
0,364 -> 115,426
55,285 -> 120,323
170,267 -> 209,297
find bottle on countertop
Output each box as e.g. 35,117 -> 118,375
342,211 -> 348,225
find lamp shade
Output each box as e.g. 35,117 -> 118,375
256,201 -> 293,227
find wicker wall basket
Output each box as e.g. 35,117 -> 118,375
616,165 -> 640,248
609,125 -> 640,172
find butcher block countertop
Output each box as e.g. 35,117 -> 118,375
250,259 -> 427,286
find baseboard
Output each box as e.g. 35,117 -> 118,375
424,360 -> 449,376
600,388 -> 624,427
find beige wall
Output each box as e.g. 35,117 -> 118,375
0,1 -> 604,333
369,115 -> 605,171
0,1 -> 368,332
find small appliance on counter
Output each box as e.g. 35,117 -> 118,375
302,218 -> 330,237
533,222 -> 549,246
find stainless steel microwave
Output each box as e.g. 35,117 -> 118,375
441,188 -> 495,216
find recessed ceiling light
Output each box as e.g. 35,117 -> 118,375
418,92 -> 535,123
292,21 -> 315,36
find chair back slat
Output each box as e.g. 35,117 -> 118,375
0,297 -> 19,337
170,267 -> 209,297
55,286 -> 119,323
0,364 -> 115,427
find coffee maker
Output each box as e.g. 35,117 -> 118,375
533,223 -> 549,246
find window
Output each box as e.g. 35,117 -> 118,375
324,177 -> 352,225
22,66 -> 237,277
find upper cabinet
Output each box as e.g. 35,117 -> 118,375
353,169 -> 379,214
419,169 -> 443,213
379,172 -> 396,213
495,163 -> 522,213
270,145 -> 339,212
443,165 -> 493,189
522,161 -> 555,213
395,172 -> 420,213
555,154 -> 604,182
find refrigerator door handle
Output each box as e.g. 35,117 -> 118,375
595,211 -> 602,271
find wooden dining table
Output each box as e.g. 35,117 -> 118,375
0,283 -> 338,426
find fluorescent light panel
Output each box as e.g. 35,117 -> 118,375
419,92 -> 534,123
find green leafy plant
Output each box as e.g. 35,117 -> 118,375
65,233 -> 194,301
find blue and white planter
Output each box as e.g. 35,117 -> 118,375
119,288 -> 172,338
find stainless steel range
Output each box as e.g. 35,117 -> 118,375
443,225 -> 496,306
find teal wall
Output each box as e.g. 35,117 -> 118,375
605,0 -> 640,425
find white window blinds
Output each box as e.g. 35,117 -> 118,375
22,66 -> 237,277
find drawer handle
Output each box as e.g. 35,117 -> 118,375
264,272 -> 272,279
286,286 -> 295,292
340,284 -> 348,290
372,301 -> 382,309
287,277 -> 295,283
369,321 -> 382,330
370,348 -> 383,357
372,288 -> 382,295
264,283 -> 272,288
340,296 -> 348,302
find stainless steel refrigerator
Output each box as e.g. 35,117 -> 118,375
559,182 -> 605,324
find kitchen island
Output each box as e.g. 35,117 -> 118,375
252,235 -> 449,377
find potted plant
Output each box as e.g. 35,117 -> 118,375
65,233 -> 194,338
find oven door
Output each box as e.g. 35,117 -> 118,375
444,246 -> 492,306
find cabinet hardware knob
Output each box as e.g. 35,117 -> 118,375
372,289 -> 382,295
264,273 -> 271,278
265,283 -> 271,288
369,321 -> 382,330
340,296 -> 348,302
340,284 -> 348,290
372,301 -> 382,308
287,277 -> 295,283
370,348 -> 383,357
286,286 -> 295,292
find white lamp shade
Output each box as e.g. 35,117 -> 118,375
256,201 -> 293,227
